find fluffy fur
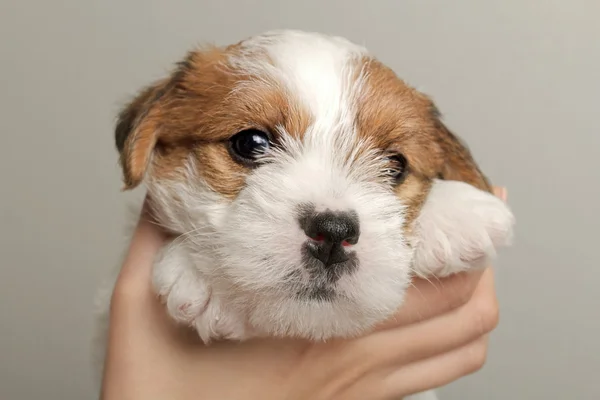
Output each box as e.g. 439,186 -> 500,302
93,30 -> 515,400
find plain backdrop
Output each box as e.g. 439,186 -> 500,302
1,1 -> 599,399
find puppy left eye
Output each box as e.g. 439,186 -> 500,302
229,129 -> 271,164
386,153 -> 409,184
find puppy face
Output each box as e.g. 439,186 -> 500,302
116,31 -> 507,339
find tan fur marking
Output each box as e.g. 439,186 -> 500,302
355,56 -> 492,235
117,45 -> 311,198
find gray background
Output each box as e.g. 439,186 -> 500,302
1,1 -> 599,399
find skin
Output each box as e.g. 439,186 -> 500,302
100,187 -> 507,400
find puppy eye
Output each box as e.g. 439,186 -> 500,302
387,153 -> 409,184
229,129 -> 271,164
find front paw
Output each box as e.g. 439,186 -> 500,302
152,246 -> 248,343
162,267 -> 212,325
191,299 -> 248,343
412,180 -> 515,278
153,246 -> 212,325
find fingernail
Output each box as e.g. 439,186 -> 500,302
499,187 -> 507,201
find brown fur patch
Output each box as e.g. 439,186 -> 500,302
354,56 -> 492,233
117,45 -> 312,198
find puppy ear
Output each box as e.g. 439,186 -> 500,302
115,77 -> 173,189
412,179 -> 515,278
430,106 -> 492,193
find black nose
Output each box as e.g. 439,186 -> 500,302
303,211 -> 360,245
300,210 -> 360,266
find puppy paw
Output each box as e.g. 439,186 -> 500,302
152,244 -> 247,343
191,299 -> 248,343
412,180 -> 515,278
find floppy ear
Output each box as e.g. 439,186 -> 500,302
430,106 -> 492,193
412,107 -> 515,278
115,77 -> 172,189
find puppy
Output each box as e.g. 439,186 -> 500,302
95,30 -> 514,397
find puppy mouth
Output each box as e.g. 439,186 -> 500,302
295,285 -> 337,301
302,245 -> 359,283
281,253 -> 359,302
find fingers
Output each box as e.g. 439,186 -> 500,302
381,269 -> 485,328
359,268 -> 498,367
380,335 -> 490,398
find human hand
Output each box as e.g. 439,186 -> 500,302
100,188 -> 507,400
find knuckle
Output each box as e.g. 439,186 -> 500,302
469,296 -> 500,335
464,338 -> 489,373
447,272 -> 481,309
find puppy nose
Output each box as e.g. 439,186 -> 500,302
303,211 -> 360,245
300,211 -> 360,266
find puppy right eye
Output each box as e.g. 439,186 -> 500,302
229,129 -> 271,165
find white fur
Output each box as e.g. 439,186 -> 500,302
229,30 -> 369,157
232,30 -> 367,124
413,180 -> 515,278
149,137 -> 413,340
94,30 -> 515,399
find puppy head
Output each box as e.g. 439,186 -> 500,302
115,30 -> 513,339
